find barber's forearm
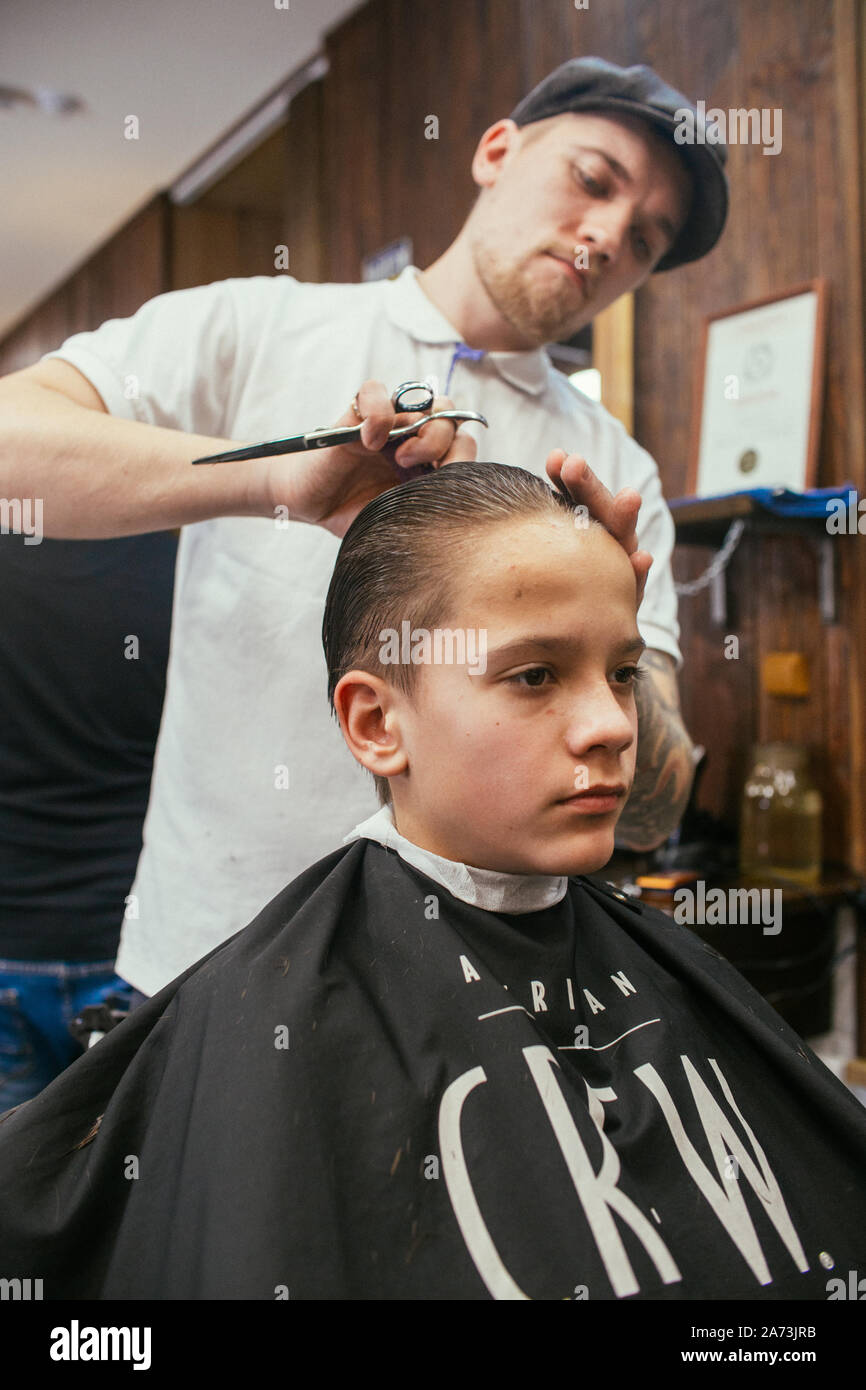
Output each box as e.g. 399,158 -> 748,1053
616,649 -> 696,852
616,723 -> 695,851
0,379 -> 270,538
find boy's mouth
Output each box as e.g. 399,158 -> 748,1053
558,784 -> 627,814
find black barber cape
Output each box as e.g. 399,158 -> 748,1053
1,839 -> 865,1301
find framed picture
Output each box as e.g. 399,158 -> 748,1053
688,280 -> 828,496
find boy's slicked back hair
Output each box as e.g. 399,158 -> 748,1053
322,461 -> 594,804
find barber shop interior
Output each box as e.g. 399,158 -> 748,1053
2,0 -> 866,1338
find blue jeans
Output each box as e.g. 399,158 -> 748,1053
0,958 -> 147,1113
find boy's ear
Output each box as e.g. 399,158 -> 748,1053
333,671 -> 409,783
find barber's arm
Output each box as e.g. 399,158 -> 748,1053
615,648 -> 696,851
0,363 -> 473,539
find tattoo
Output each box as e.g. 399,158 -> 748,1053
616,650 -> 695,852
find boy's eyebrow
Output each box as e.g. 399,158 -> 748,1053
487,634 -> 647,662
574,145 -> 678,247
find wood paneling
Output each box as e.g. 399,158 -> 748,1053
169,204 -> 285,290
170,122 -> 295,290
284,80 -> 325,283
197,126 -> 288,217
323,0 -> 533,281
0,197 -> 168,374
593,292 -> 634,435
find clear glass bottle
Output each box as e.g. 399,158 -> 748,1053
739,742 -> 822,884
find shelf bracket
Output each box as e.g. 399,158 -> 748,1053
817,535 -> 837,625
710,568 -> 727,626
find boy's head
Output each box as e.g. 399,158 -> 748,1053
322,462 -> 643,877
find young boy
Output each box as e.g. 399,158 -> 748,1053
1,462 -> 865,1301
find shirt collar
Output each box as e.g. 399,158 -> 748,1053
385,266 -> 552,398
343,804 -> 568,915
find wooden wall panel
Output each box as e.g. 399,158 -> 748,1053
323,0 -> 541,281
284,80 -> 325,283
323,3 -> 389,280
170,120 -> 298,291
169,205 -> 285,291
0,197 -> 168,375
0,293 -> 76,377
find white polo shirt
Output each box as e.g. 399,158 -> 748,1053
46,267 -> 682,993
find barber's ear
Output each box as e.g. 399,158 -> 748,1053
471,118 -> 521,188
333,671 -> 408,782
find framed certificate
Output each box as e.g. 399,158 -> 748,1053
688,281 -> 827,496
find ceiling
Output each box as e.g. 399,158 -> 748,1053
1,0 -> 360,339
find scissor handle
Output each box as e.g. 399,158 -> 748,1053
301,409 -> 487,451
385,409 -> 488,442
392,380 -> 435,413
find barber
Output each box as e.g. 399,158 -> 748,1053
0,57 -> 728,997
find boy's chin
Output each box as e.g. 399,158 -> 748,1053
556,851 -> 615,878
523,835 -> 616,879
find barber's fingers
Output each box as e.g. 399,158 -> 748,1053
392,394 -> 471,466
440,427 -> 478,465
386,428 -> 477,483
353,380 -> 398,452
350,384 -> 471,464
546,449 -> 642,552
632,549 -> 654,609
395,425 -> 478,475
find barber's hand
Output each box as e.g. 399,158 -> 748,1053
265,380 -> 477,537
545,449 -> 653,608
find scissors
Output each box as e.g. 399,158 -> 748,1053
191,381 -> 488,465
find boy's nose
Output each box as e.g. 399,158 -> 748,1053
563,684 -> 635,756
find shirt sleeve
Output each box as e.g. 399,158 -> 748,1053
41,278 -> 261,441
629,447 -> 683,672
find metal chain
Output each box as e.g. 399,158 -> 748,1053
674,519 -> 746,596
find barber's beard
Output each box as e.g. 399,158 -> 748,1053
470,239 -> 586,348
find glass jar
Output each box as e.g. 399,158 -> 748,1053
739,742 -> 822,885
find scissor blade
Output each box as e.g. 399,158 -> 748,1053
191,411 -> 487,466
191,434 -> 309,465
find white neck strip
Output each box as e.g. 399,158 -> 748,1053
343,806 -> 568,914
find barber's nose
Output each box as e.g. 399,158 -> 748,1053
577,230 -> 611,265
576,208 -> 629,266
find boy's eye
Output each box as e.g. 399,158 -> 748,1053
614,664 -> 646,688
509,666 -> 553,689
507,665 -> 645,690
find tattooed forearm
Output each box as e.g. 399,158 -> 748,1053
616,649 -> 696,852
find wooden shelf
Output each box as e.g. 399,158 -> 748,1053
670,495 -> 838,622
670,494 -> 834,546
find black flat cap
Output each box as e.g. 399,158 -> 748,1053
510,56 -> 729,272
